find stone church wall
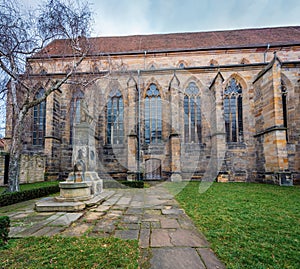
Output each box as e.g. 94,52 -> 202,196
19,154 -> 46,184
4,33 -> 300,184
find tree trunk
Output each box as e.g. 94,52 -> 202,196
8,110 -> 26,192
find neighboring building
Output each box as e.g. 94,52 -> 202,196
4,26 -> 300,185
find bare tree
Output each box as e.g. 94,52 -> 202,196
0,0 -> 93,192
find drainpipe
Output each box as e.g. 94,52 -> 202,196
137,69 -> 141,181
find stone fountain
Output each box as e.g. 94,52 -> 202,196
35,100 -> 104,212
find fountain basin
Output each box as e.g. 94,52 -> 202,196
55,182 -> 92,202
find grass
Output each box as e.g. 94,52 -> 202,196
0,181 -> 59,193
0,236 -> 139,269
167,182 -> 300,269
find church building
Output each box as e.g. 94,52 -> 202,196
4,26 -> 300,185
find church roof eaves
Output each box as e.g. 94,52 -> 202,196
31,26 -> 300,59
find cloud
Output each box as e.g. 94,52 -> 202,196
92,0 -> 152,36
18,0 -> 300,36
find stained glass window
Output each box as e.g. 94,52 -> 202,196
184,82 -> 201,143
33,88 -> 46,146
145,84 -> 162,144
107,89 -> 124,144
224,78 -> 243,142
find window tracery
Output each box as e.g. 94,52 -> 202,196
107,89 -> 124,144
223,78 -> 243,142
33,88 -> 46,146
184,82 -> 202,143
145,84 -> 162,144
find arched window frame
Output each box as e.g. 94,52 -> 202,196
223,78 -> 243,143
33,88 -> 46,146
106,89 -> 124,145
144,84 -> 162,144
179,63 -> 185,69
70,89 -> 84,144
184,82 -> 202,143
281,80 -> 288,141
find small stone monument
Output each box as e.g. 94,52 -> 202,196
35,99 -> 103,211
57,99 -> 103,201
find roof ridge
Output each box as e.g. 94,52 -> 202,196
33,26 -> 300,58
87,25 -> 300,39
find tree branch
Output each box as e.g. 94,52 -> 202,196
26,52 -> 87,109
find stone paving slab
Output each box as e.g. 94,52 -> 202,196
162,208 -> 185,215
31,226 -> 65,237
61,223 -> 90,236
114,229 -> 139,240
1,186 -> 226,268
50,212 -> 83,226
139,228 -> 150,248
197,248 -> 226,269
151,229 -> 173,247
84,212 -> 106,222
150,247 -> 206,269
160,218 -> 180,229
170,229 -> 209,247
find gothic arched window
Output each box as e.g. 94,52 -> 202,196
184,82 -> 201,143
224,78 -> 243,142
33,88 -> 46,146
107,89 -> 124,144
145,84 -> 162,144
281,80 -> 288,141
70,89 -> 84,144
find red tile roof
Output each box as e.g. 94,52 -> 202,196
34,26 -> 300,58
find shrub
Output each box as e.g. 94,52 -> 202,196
0,185 -> 60,207
121,181 -> 144,188
0,216 -> 10,248
103,180 -> 145,189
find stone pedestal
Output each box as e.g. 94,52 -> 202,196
56,182 -> 92,202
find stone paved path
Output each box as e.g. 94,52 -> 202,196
0,184 -> 225,269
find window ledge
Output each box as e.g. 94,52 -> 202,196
104,144 -> 125,149
227,142 -> 246,149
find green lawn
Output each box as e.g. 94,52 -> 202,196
168,182 -> 300,269
0,181 -> 59,193
1,236 -> 139,269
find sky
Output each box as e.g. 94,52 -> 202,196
25,0 -> 300,37
1,0 -> 299,138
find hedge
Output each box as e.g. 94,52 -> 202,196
121,181 -> 144,188
0,216 -> 10,248
103,180 -> 145,189
0,185 -> 60,207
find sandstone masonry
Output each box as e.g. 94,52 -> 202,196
3,26 -> 300,185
